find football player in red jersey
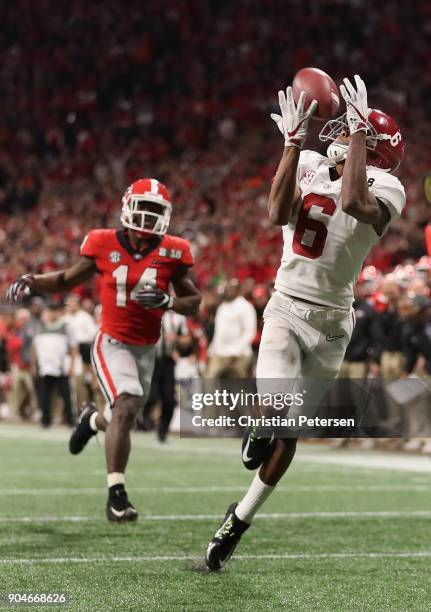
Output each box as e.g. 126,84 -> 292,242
6,178 -> 201,522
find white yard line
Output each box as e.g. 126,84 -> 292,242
0,429 -> 74,442
1,551 -> 431,565
2,424 -> 431,473
2,470 -> 106,477
298,452 -> 431,474
2,510 -> 431,523
1,484 -> 430,496
144,443 -> 431,474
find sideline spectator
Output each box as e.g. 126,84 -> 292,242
385,295 -> 431,446
206,279 -> 257,378
23,299 -> 45,352
0,310 -> 13,417
65,294 -> 98,407
32,302 -> 78,427
378,278 -> 405,380
8,308 -> 36,419
332,283 -> 384,448
342,283 -> 383,380
143,311 -> 191,443
400,295 -> 431,375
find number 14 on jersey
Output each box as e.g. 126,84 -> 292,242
112,266 -> 157,307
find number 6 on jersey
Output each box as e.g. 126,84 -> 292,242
292,193 -> 336,259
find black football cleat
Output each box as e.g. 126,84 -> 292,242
242,426 -> 275,470
205,502 -> 249,571
106,485 -> 138,523
68,403 -> 98,455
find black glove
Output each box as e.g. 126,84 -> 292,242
5,274 -> 34,303
134,285 -> 172,310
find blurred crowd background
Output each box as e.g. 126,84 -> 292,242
1,0 -> 431,449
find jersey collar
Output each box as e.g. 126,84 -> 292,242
116,229 -> 162,260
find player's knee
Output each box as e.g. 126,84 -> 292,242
112,393 -> 142,429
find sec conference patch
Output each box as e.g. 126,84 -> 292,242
109,251 -> 122,263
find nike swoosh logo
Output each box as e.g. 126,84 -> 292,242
242,436 -> 253,462
242,432 -> 274,463
326,334 -> 344,342
109,507 -> 126,518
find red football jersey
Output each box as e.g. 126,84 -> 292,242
81,229 -> 194,345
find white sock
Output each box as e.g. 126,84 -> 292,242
235,472 -> 274,524
107,472 -> 125,488
89,412 -> 98,432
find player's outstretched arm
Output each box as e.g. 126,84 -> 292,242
340,76 -> 389,233
5,257 -> 97,302
170,266 -> 201,316
268,88 -> 317,225
268,147 -> 302,225
341,131 -> 389,232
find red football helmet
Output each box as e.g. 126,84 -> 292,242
319,108 -> 404,173
121,178 -> 172,235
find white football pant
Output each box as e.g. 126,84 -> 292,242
256,291 -> 355,421
91,330 -> 156,422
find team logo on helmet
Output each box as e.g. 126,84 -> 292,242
319,109 -> 404,173
109,251 -> 122,263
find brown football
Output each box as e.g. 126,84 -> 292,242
292,67 -> 340,120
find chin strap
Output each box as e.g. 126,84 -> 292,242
327,142 -> 349,164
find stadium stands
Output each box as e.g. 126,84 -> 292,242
1,1 -> 431,448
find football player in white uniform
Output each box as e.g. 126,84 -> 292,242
205,75 -> 406,570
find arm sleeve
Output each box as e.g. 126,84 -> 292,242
368,170 -> 406,223
80,231 -> 99,259
179,240 -> 194,267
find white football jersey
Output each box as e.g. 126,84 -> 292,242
274,150 -> 406,309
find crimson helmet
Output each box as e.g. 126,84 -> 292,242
319,109 -> 404,173
121,178 -> 172,235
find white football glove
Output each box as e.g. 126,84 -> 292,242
270,87 -> 318,149
339,75 -> 369,134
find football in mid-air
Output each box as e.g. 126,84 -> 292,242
292,67 -> 340,120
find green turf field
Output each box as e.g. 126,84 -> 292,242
0,425 -> 430,611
